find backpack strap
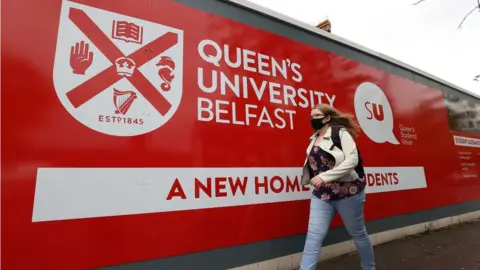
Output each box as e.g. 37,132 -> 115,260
330,126 -> 366,179
330,126 -> 343,151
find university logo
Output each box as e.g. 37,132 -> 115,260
53,0 -> 183,136
354,82 -> 400,145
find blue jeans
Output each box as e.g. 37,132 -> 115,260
300,191 -> 375,270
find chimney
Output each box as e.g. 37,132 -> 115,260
316,19 -> 331,33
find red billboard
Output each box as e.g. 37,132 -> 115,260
2,0 -> 480,269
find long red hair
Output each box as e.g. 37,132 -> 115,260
313,104 -> 361,138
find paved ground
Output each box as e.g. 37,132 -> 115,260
317,219 -> 480,270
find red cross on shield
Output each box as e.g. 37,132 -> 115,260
66,8 -> 177,116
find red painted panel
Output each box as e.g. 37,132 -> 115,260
2,0 -> 480,269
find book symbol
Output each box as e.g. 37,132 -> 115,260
111,20 -> 143,44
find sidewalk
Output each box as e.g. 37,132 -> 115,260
317,219 -> 480,270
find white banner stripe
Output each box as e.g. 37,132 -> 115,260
453,135 -> 480,148
32,167 -> 427,222
364,166 -> 427,193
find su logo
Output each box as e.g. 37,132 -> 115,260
365,102 -> 385,121
354,82 -> 400,145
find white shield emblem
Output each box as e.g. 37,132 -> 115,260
53,0 -> 183,136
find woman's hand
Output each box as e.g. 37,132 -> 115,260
311,175 -> 324,188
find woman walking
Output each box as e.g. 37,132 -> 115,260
299,104 -> 375,270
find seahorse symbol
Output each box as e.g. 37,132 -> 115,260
156,56 -> 175,91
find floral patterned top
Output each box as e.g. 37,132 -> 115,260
308,145 -> 366,201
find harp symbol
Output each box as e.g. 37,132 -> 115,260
113,89 -> 137,114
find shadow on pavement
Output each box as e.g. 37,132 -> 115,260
316,219 -> 480,270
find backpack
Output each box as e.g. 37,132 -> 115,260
329,126 -> 365,179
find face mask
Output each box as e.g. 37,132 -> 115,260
310,117 -> 326,130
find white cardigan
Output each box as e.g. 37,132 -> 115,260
300,126 -> 359,186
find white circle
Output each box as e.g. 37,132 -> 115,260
354,82 -> 399,144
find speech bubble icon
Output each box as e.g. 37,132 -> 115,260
354,82 -> 400,145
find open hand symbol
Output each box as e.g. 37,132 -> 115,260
70,41 -> 94,75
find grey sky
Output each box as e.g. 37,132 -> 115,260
248,0 -> 480,96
